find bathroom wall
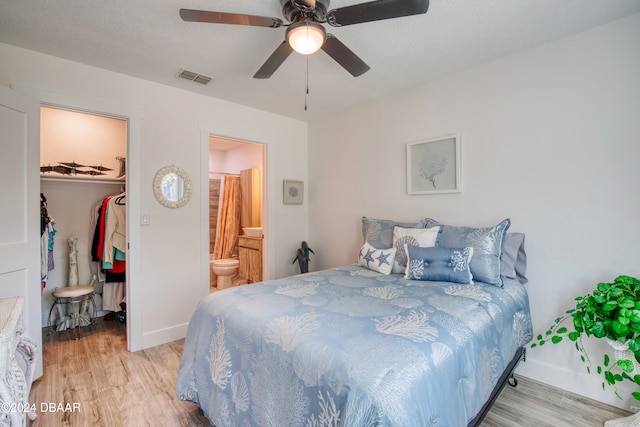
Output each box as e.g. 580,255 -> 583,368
208,141 -> 263,179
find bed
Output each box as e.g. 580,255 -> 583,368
176,217 -> 533,426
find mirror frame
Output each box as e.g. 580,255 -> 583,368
152,165 -> 193,209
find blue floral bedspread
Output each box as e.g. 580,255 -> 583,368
175,265 -> 533,427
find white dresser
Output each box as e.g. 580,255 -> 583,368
0,296 -> 37,426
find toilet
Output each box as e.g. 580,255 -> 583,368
210,258 -> 240,290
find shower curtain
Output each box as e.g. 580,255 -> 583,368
213,175 -> 241,260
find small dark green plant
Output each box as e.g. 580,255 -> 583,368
532,275 -> 640,400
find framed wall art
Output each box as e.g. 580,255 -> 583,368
406,134 -> 461,195
283,179 -> 304,204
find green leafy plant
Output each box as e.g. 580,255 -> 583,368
531,275 -> 640,400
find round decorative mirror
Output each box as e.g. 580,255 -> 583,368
153,165 -> 192,208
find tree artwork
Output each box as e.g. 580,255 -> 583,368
418,147 -> 448,189
407,135 -> 459,194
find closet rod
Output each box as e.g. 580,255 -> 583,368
40,176 -> 125,185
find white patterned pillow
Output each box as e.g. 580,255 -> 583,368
358,242 -> 397,275
392,226 -> 440,273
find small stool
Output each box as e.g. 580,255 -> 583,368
48,285 -> 96,340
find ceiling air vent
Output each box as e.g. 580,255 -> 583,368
178,69 -> 213,85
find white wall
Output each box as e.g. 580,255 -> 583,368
40,106 -> 127,180
209,149 -> 226,176
0,42 -> 308,350
222,144 -> 263,174
308,13 -> 640,409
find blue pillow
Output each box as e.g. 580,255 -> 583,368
404,245 -> 474,284
362,216 -> 427,249
424,218 -> 511,287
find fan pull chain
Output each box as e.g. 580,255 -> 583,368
305,52 -> 309,111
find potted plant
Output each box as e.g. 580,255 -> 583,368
532,275 -> 640,402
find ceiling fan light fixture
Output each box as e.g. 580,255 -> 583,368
286,21 -> 326,55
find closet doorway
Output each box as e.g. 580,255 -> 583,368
40,105 -> 129,336
209,136 -> 265,291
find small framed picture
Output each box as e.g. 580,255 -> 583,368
283,180 -> 304,204
407,134 -> 461,195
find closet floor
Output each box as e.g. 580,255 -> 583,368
28,317 -> 631,427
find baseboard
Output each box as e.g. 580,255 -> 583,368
516,356 -> 636,411
141,322 -> 189,350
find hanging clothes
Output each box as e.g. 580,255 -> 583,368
40,193 -> 56,290
102,282 -> 125,312
40,193 -> 51,235
90,192 -> 126,312
103,193 -> 126,267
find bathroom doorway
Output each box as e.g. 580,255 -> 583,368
209,136 -> 265,291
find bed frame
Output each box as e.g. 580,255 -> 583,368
468,346 -> 526,426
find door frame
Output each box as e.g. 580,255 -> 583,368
12,85 -> 144,352
199,123 -> 275,295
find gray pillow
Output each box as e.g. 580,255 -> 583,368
361,216 -> 427,249
501,232 -> 528,284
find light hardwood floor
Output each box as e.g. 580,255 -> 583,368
27,317 -> 631,427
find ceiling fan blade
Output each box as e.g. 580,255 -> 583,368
180,9 -> 283,28
327,0 -> 429,27
321,35 -> 370,77
254,41 -> 294,79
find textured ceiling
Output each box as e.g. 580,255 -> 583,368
1,0 -> 639,122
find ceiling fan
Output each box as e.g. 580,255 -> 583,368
180,0 -> 429,79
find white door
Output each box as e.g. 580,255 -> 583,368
0,85 -> 43,378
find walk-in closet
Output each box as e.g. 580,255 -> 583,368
40,105 -> 128,332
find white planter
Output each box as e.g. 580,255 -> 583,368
605,339 -> 640,427
605,412 -> 640,427
607,338 -> 640,376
